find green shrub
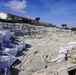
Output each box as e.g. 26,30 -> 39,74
71,28 -> 76,31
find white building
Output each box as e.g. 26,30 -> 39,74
0,11 -> 8,19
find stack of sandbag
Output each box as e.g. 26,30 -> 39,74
0,30 -> 26,56
4,41 -> 26,56
3,41 -> 26,56
5,47 -> 18,56
0,30 -> 27,74
2,30 -> 11,47
4,42 -> 26,56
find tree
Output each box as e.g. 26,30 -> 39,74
71,28 -> 76,31
35,17 -> 40,22
61,24 -> 67,28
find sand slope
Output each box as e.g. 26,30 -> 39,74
11,32 -> 76,75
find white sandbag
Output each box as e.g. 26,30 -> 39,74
5,48 -> 18,56
3,42 -> 16,48
0,51 -> 17,68
15,41 -> 26,51
3,30 -> 11,42
8,43 -> 16,48
16,44 -> 23,51
51,53 -> 66,62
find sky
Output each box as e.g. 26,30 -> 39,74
0,0 -> 76,28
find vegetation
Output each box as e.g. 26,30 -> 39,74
61,24 -> 67,28
61,27 -> 70,30
35,17 -> 40,22
0,18 -> 56,28
71,28 -> 76,31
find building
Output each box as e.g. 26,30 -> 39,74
0,11 -> 36,24
0,11 -> 55,27
0,12 -> 7,19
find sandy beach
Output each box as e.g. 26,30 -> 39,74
11,32 -> 76,75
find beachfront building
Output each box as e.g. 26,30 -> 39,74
0,11 -> 56,27
0,11 -> 36,24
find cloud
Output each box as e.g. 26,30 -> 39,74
3,0 -> 27,13
40,0 -> 63,8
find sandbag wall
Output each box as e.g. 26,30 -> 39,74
0,23 -> 72,34
0,30 -> 26,75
